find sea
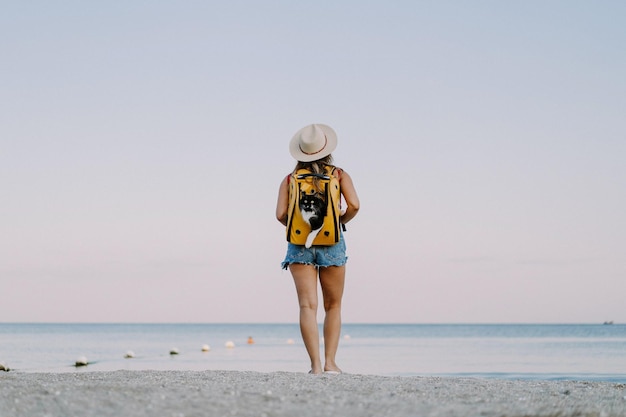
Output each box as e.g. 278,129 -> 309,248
1,323 -> 624,382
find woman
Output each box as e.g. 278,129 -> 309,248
275,124 -> 360,375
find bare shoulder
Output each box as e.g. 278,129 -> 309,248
335,167 -> 354,182
337,168 -> 358,196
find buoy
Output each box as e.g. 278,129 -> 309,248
201,344 -> 211,352
124,351 -> 135,359
286,339 -> 295,345
247,336 -> 255,344
169,348 -> 179,355
0,362 -> 9,372
344,335 -> 351,340
75,356 -> 88,367
225,341 -> 235,348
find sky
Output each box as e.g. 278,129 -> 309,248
1,1 -> 625,324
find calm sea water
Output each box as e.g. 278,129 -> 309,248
1,323 -> 624,382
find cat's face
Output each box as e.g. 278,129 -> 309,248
300,193 -> 325,214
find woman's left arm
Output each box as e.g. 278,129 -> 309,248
339,170 -> 360,224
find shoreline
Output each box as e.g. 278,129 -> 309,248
2,370 -> 626,417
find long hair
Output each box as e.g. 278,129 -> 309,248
293,154 -> 334,194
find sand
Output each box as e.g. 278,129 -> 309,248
1,370 -> 625,417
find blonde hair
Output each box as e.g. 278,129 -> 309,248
293,154 -> 334,194
294,154 -> 333,173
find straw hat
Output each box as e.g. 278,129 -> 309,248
289,124 -> 337,162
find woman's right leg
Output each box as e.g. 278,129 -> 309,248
289,263 -> 322,374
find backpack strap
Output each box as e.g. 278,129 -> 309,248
330,167 -> 347,232
296,172 -> 330,180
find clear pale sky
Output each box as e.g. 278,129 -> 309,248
2,1 -> 624,324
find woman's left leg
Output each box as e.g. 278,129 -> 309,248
319,265 -> 345,373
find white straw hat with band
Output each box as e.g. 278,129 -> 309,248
289,124 -> 337,162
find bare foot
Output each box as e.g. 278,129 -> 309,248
323,365 -> 342,374
309,363 -> 323,375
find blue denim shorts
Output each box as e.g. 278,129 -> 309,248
281,234 -> 347,270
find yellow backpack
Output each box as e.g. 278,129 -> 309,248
286,166 -> 342,247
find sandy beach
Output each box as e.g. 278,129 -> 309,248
1,371 -> 625,417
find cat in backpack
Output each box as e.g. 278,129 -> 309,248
299,192 -> 326,248
286,167 -> 342,247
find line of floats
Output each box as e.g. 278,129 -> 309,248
73,337 -> 258,368
0,336 -> 319,372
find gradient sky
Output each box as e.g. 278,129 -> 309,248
2,1 -> 625,323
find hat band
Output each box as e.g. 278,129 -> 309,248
299,135 -> 328,156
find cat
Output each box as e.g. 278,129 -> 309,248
299,192 -> 326,248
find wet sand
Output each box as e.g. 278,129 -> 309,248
1,370 -> 625,417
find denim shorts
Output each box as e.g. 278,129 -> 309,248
281,234 -> 347,270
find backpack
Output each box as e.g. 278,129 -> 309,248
286,166 -> 342,247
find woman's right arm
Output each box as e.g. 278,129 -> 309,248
275,176 -> 289,226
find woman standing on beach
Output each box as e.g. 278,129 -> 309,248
275,124 -> 360,375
